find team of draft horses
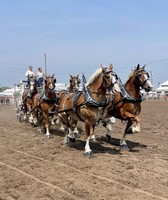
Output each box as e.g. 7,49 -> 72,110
21,64 -> 153,158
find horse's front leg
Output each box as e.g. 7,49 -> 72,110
84,121 -> 93,158
131,116 -> 141,133
120,120 -> 134,150
90,125 -> 97,142
43,111 -> 51,139
103,116 -> 116,140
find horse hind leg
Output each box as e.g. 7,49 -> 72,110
61,114 -> 75,143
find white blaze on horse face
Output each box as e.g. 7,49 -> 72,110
143,74 -> 153,90
74,79 -> 79,89
30,82 -> 34,91
49,83 -> 54,90
112,75 -> 120,93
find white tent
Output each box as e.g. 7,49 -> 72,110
155,80 -> 168,93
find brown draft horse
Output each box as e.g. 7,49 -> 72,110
104,64 -> 153,149
22,77 -> 38,122
56,74 -> 81,132
58,65 -> 120,157
68,74 -> 81,93
32,74 -> 57,138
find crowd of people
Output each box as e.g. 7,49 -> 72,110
25,66 -> 45,87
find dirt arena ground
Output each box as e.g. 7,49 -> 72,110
0,100 -> 168,200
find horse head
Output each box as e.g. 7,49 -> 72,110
101,64 -> 120,93
29,77 -> 37,94
44,74 -> 56,92
134,64 -> 153,92
69,74 -> 81,92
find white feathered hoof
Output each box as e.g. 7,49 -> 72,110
120,143 -> 129,150
46,134 -> 51,139
84,151 -> 93,158
91,137 -> 98,143
63,136 -> 70,144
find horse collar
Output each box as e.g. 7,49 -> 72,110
83,86 -> 108,107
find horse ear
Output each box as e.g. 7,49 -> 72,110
52,73 -> 55,78
101,67 -> 106,73
100,64 -> 106,72
70,74 -> 73,79
109,64 -> 113,71
136,64 -> 140,70
142,64 -> 146,69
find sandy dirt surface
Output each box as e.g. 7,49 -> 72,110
0,100 -> 168,200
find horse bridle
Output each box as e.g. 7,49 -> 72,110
45,77 -> 56,92
134,70 -> 150,88
70,77 -> 81,89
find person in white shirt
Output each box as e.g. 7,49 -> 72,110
25,66 -> 36,86
37,67 -> 44,87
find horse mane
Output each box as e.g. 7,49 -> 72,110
125,69 -> 135,85
85,68 -> 102,87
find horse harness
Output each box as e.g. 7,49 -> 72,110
109,77 -> 143,112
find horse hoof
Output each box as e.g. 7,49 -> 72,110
126,127 -> 133,134
102,122 -> 107,127
84,151 -> 93,158
106,134 -> 111,140
63,136 -> 69,144
75,132 -> 81,138
32,123 -> 37,127
46,135 -> 51,139
69,138 -> 76,143
91,138 -> 98,143
120,144 -> 129,150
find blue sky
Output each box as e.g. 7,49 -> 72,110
0,0 -> 168,88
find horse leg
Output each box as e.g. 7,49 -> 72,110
71,119 -> 80,138
61,114 -> 75,143
120,120 -> 134,149
23,104 -> 28,120
131,116 -> 141,133
90,125 -> 97,142
84,121 -> 93,158
43,111 -> 51,138
56,114 -> 65,131
104,116 -> 116,140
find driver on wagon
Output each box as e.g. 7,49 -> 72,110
25,66 -> 36,86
